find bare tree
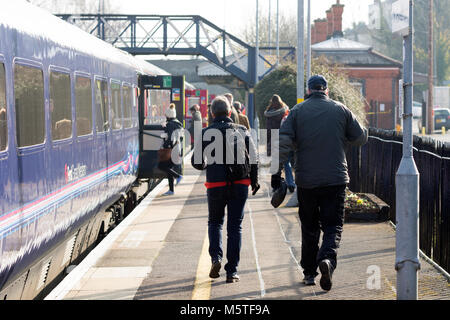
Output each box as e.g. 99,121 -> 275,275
240,11 -> 298,47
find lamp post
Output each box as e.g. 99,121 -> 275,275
394,0 -> 420,300
297,0 -> 304,104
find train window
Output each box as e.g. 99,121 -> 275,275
123,85 -> 132,128
50,71 -> 72,141
95,79 -> 109,133
0,63 -> 7,151
110,82 -> 122,130
75,76 -> 93,136
14,64 -> 45,147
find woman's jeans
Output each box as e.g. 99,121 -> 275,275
207,184 -> 248,276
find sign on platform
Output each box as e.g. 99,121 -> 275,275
392,0 -> 409,36
163,76 -> 172,88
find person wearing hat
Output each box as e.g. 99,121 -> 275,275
159,103 -> 183,196
276,75 -> 368,290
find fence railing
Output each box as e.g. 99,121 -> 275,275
346,128 -> 450,273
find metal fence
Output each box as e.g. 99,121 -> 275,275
346,128 -> 450,273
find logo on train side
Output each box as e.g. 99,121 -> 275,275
65,163 -> 87,184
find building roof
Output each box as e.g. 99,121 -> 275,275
312,36 -> 402,68
312,37 -> 372,51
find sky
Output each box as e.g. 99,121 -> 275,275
110,0 -> 372,35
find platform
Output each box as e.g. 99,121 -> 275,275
45,152 -> 450,301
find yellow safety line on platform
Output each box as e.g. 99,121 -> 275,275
192,231 -> 212,300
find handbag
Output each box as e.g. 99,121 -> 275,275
157,148 -> 172,162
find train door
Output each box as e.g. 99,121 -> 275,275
94,78 -> 109,202
185,89 -> 208,128
108,80 -> 123,195
0,60 -> 10,218
137,75 -> 185,179
48,67 -> 74,231
13,61 -> 48,255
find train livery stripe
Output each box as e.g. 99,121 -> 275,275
0,155 -> 135,238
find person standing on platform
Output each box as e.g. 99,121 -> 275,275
159,103 -> 183,196
233,101 -> 250,129
191,96 -> 259,283
224,93 -> 239,124
264,94 -> 289,157
276,75 -> 368,290
188,104 -> 202,145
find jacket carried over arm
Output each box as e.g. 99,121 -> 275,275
278,92 -> 367,189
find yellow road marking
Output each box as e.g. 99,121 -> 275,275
192,231 -> 212,300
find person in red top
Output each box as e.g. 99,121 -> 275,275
191,95 -> 259,283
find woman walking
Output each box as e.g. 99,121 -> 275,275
264,94 -> 289,156
159,103 -> 183,196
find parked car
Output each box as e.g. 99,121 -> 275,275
434,108 -> 450,130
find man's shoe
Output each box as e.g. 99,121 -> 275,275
209,260 -> 221,279
226,274 -> 240,283
303,274 -> 316,286
288,186 -> 296,193
319,259 -> 333,291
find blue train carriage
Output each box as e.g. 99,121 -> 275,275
0,0 -> 168,299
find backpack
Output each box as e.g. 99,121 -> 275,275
218,124 -> 250,182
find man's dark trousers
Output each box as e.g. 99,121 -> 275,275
297,184 -> 346,277
207,184 -> 248,276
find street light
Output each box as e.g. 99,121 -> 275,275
297,0 -> 304,104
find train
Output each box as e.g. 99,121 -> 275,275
0,1 -> 178,299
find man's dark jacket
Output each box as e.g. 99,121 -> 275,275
191,116 -> 258,187
278,92 -> 368,189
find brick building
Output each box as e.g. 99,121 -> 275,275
311,1 -> 402,130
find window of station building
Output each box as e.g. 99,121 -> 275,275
122,85 -> 133,128
14,64 -> 45,147
95,79 -> 109,133
110,82 -> 122,130
50,71 -> 72,141
75,76 -> 93,136
0,63 -> 7,151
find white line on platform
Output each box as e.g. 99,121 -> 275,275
247,202 -> 266,298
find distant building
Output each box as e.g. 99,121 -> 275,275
368,0 -> 396,31
312,0 -> 402,130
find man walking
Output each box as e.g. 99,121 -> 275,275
192,96 -> 259,283
276,75 -> 367,291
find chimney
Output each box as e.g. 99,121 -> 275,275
331,1 -> 345,37
313,19 -> 328,44
326,9 -> 333,39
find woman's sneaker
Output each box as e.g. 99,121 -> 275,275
176,175 -> 183,185
162,190 -> 174,196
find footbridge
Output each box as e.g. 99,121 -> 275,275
56,14 -> 296,127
